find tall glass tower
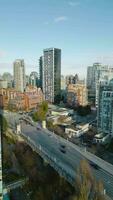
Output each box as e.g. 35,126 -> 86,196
43,48 -> 61,103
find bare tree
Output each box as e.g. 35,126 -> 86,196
72,160 -> 105,200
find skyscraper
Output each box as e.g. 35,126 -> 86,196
13,59 -> 25,92
97,79 -> 113,137
29,71 -> 39,87
66,74 -> 79,85
86,63 -> 113,106
39,56 -> 43,89
43,48 -> 61,103
2,72 -> 13,88
0,124 -> 3,199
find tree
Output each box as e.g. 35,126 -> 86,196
54,94 -> 61,104
77,105 -> 91,116
40,101 -> 48,113
46,120 -> 54,131
0,114 -> 8,133
73,160 -> 105,200
33,101 -> 48,122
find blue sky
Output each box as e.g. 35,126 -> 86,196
0,0 -> 113,77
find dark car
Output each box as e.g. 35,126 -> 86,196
60,143 -> 66,153
89,161 -> 100,170
60,144 -> 66,149
60,148 -> 66,154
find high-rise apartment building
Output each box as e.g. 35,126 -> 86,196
87,63 -> 113,106
87,63 -> 102,104
2,72 -> 13,88
0,80 -> 8,89
13,59 -> 25,92
61,75 -> 66,90
0,126 -> 3,200
66,74 -> 79,85
29,72 -> 39,87
42,48 -> 61,103
39,56 -> 43,89
97,79 -> 113,136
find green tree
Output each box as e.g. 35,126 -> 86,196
77,105 -> 91,116
40,101 -> 48,113
33,101 -> 48,122
46,120 -> 54,131
0,114 -> 8,133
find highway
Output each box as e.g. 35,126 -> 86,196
3,111 -> 113,199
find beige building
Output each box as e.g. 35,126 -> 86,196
13,59 -> 25,92
0,80 -> 8,89
67,84 -> 88,107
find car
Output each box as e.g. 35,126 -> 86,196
60,143 -> 66,148
60,148 -> 66,153
89,161 -> 100,170
60,144 -> 66,148
18,111 -> 23,114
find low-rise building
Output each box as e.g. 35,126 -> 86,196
0,87 -> 44,110
93,133 -> 111,144
65,123 -> 89,138
49,106 -> 74,117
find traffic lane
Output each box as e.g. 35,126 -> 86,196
21,123 -> 80,172
4,113 -> 113,198
92,168 -> 113,198
21,123 -> 76,179
21,122 -> 113,198
21,123 -> 113,176
5,113 -> 113,181
21,122 -> 84,168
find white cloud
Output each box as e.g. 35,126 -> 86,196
54,16 -> 68,23
68,1 -> 80,6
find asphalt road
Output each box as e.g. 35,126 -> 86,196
3,111 -> 113,199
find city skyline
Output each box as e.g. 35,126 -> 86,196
0,0 -> 113,77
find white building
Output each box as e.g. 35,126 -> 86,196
65,123 -> 89,138
0,80 -> 8,89
13,59 -> 25,92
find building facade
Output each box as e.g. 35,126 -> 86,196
13,59 -> 25,92
29,71 -> 39,87
0,126 -> 3,199
39,56 -> 43,89
67,84 -> 88,107
61,75 -> 66,90
0,80 -> 8,89
66,74 -> 79,85
2,72 -> 13,88
87,63 -> 113,106
0,87 -> 44,111
97,79 -> 113,136
43,48 -> 61,103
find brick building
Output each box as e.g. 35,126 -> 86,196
0,86 -> 44,111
